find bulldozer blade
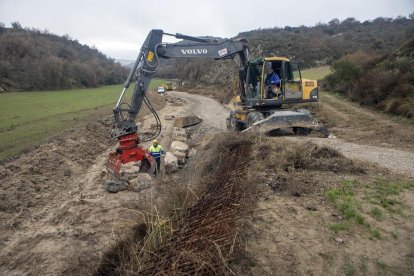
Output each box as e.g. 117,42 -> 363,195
243,109 -> 332,137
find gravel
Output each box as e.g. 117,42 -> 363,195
300,137 -> 414,178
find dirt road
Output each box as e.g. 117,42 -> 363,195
1,90 -> 413,275
296,137 -> 414,178
169,91 -> 229,130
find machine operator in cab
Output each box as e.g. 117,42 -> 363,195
264,62 -> 281,99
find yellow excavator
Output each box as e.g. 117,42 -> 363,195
105,29 -> 331,190
162,82 -> 174,91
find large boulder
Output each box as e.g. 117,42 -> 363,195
171,150 -> 187,165
120,162 -> 140,181
105,178 -> 128,193
128,173 -> 154,191
171,141 -> 189,154
174,115 -> 202,128
172,127 -> 188,143
173,127 -> 187,137
164,152 -> 179,173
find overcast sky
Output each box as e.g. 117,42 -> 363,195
1,0 -> 413,60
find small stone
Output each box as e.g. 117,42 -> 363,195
335,237 -> 344,243
188,148 -> 197,157
306,206 -> 318,211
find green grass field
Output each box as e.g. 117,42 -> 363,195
301,66 -> 331,80
0,79 -> 166,161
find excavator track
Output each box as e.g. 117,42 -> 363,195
139,142 -> 252,275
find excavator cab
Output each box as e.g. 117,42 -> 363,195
228,57 -> 331,137
243,57 -> 318,106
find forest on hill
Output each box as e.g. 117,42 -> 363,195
0,22 -> 128,92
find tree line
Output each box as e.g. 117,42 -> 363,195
0,22 -> 128,92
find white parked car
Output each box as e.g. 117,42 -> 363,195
157,86 -> 165,94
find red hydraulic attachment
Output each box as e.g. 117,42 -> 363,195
106,133 -> 156,176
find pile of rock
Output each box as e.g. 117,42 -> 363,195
164,115 -> 201,174
165,127 -> 190,173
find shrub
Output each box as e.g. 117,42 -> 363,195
352,70 -> 396,105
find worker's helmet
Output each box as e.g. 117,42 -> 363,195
153,139 -> 158,144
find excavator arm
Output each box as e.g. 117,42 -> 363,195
106,29 -> 249,178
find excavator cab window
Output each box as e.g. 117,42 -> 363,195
246,63 -> 262,100
283,61 -> 303,99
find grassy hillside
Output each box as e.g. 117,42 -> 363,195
0,23 -> 128,91
301,66 -> 331,80
324,39 -> 414,119
0,79 -> 166,161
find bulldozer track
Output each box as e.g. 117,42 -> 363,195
139,143 -> 252,275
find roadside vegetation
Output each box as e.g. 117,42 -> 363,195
323,38 -> 414,119
325,178 -> 414,238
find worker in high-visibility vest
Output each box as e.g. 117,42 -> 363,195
148,139 -> 165,174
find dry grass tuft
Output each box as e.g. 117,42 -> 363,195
250,137 -> 365,196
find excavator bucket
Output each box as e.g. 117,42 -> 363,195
139,153 -> 157,175
106,151 -> 157,176
105,147 -> 157,193
106,152 -> 123,176
243,109 -> 332,137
